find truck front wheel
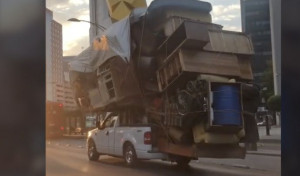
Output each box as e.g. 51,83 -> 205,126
123,143 -> 137,166
88,140 -> 100,161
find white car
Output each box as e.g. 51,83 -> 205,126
87,112 -> 166,166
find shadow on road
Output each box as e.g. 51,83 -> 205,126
46,143 -> 275,176
91,157 -> 267,176
95,158 -> 206,176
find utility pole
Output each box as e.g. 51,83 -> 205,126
265,112 -> 270,136
261,87 -> 270,135
269,0 -> 281,96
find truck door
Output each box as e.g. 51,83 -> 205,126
107,116 -> 118,155
96,127 -> 108,154
96,114 -> 114,154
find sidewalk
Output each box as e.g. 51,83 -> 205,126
246,126 -> 281,157
247,149 -> 280,157
258,126 -> 281,144
63,134 -> 87,139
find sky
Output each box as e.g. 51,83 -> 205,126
46,0 -> 242,56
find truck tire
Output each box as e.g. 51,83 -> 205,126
175,156 -> 191,167
123,143 -> 137,166
88,140 -> 100,161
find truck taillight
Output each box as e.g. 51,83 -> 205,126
144,132 -> 152,145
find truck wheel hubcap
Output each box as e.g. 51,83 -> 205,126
89,145 -> 94,157
126,149 -> 133,163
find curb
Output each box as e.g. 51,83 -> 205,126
258,139 -> 281,144
246,152 -> 281,157
62,135 -> 87,139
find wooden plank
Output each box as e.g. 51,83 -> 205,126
157,49 -> 253,92
238,56 -> 253,80
204,30 -> 254,55
157,21 -> 218,67
181,50 -> 241,77
157,55 -> 184,91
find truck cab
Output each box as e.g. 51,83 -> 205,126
87,111 -> 166,166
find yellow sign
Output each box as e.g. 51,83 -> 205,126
93,35 -> 109,51
106,0 -> 147,21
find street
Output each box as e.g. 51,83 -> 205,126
46,138 -> 280,176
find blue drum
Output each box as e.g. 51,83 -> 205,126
213,85 -> 242,126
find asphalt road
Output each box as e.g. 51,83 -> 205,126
46,139 -> 280,176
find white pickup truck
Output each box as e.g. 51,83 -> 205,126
87,112 -> 168,166
87,109 -> 246,167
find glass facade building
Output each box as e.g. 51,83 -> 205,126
240,0 -> 272,85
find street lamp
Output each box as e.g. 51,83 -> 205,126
67,18 -> 106,31
260,86 -> 271,136
67,18 -> 114,52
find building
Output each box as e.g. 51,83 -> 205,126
62,56 -> 78,111
240,0 -> 272,85
46,9 -> 64,103
62,56 -> 83,133
46,9 -> 78,110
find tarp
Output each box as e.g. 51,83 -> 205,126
69,8 -> 147,73
69,17 -> 130,72
69,8 -> 147,111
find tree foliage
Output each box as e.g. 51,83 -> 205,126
261,60 -> 274,100
267,95 -> 281,112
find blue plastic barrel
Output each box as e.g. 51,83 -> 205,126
213,85 -> 242,126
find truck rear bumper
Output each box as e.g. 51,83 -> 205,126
196,144 -> 246,159
157,138 -> 245,159
136,150 -> 167,160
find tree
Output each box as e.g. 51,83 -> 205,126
261,60 -> 274,100
267,95 -> 281,112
